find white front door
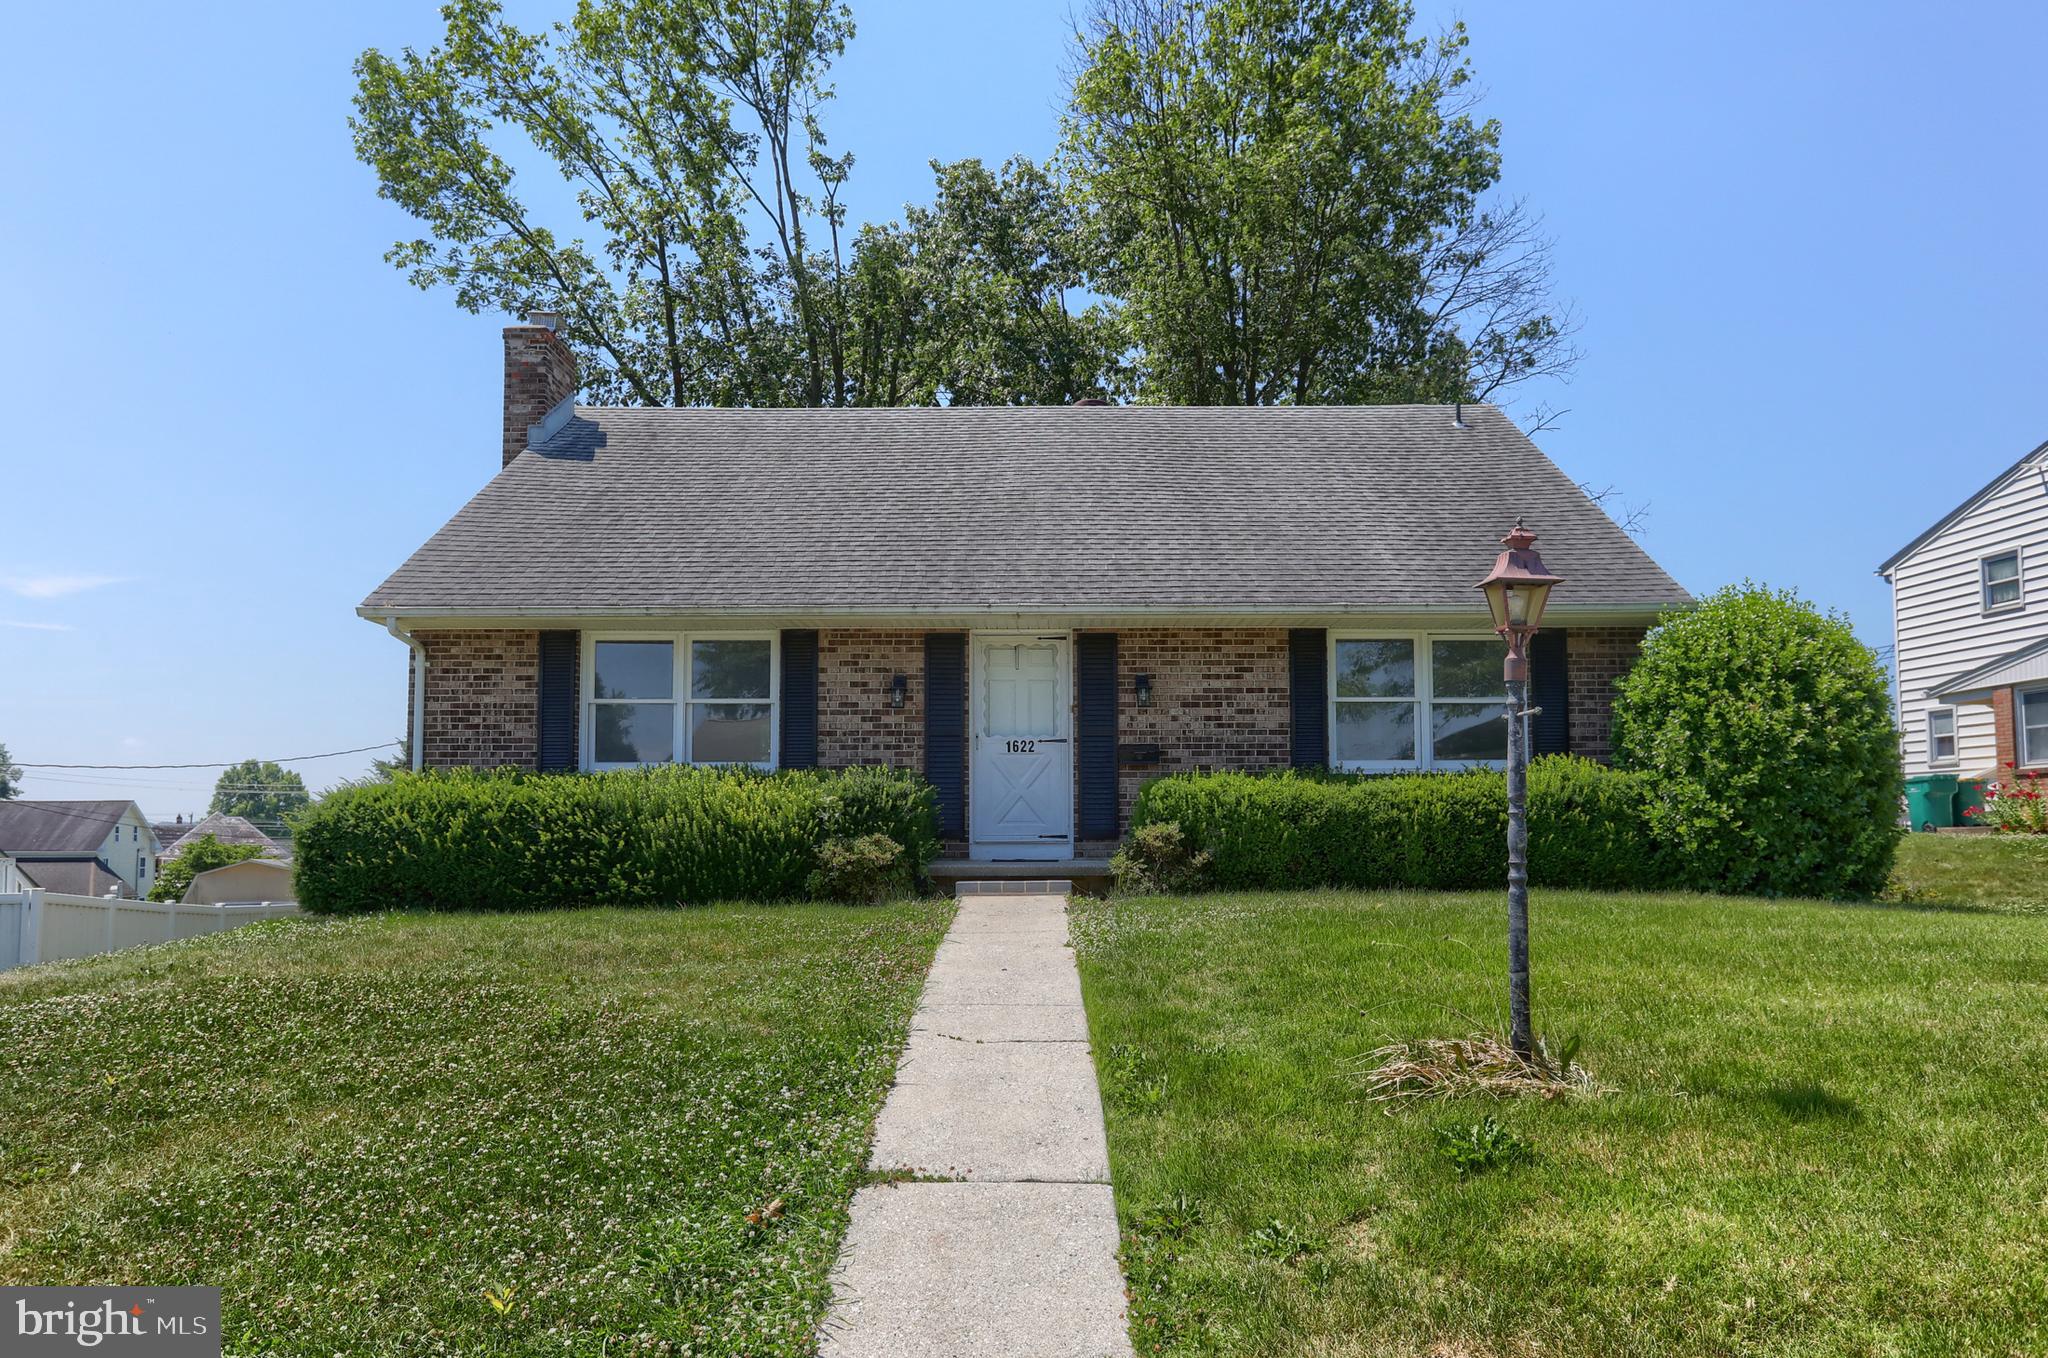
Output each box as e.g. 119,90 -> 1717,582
971,634 -> 1074,859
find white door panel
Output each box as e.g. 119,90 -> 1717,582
971,636 -> 1073,858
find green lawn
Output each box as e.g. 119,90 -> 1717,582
1890,831 -> 2048,913
1071,888 -> 2048,1357
0,904 -> 951,1356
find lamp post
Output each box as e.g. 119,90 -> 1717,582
1476,519 -> 1562,1061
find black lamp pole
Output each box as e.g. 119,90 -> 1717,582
1476,519 -> 1562,1063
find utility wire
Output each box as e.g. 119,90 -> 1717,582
16,742 -> 399,771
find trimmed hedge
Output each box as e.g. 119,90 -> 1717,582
1129,757 -> 1678,892
290,765 -> 940,914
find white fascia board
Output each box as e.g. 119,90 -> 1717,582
357,602 -> 1676,630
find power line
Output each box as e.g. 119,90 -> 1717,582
16,742 -> 399,771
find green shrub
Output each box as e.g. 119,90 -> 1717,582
1129,757 -> 1675,892
1109,821 -> 1215,895
148,834 -> 273,903
806,834 -> 909,903
1612,584 -> 1902,899
290,765 -> 941,914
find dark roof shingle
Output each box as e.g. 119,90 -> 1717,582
363,403 -> 1688,616
0,800 -> 137,855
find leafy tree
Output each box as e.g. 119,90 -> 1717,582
0,743 -> 20,800
210,761 -> 311,829
1062,0 -> 1574,407
352,0 -> 1110,408
844,157 -> 1122,404
1612,585 -> 1902,900
149,835 -> 273,904
368,738 -> 412,782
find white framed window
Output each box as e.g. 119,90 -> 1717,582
1330,633 -> 1510,771
583,632 -> 778,770
2022,688 -> 2048,768
1926,707 -> 1957,765
1981,550 -> 2022,612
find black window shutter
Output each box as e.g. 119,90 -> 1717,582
779,630 -> 819,768
537,630 -> 579,771
1288,628 -> 1328,768
1530,627 -> 1569,756
924,633 -> 967,837
1076,633 -> 1119,838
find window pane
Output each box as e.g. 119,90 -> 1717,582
984,643 -> 1060,737
2022,692 -> 2048,763
692,639 -> 772,699
594,641 -> 674,700
1432,702 -> 1509,761
1431,640 -> 1503,699
691,702 -> 772,763
1985,554 -> 2021,607
1335,640 -> 1415,698
1335,702 -> 1416,762
593,702 -> 674,763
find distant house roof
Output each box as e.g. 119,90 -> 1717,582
1878,436 -> 2048,576
0,800 -> 139,855
362,404 -> 1690,619
15,856 -> 131,898
1930,635 -> 2048,702
159,814 -> 288,862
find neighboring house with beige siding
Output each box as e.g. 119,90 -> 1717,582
1880,437 -> 2048,777
362,315 -> 1690,864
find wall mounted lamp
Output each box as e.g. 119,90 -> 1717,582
889,673 -> 908,710
1134,674 -> 1154,708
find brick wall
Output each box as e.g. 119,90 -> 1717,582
503,320 -> 577,467
1993,686 -> 2018,770
415,630 -> 541,770
1080,628 -> 1293,850
1565,626 -> 1647,763
818,630 -> 928,770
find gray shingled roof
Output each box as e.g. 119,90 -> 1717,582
363,404 -> 1688,616
0,800 -> 136,855
160,813 -> 288,863
15,856 -> 131,898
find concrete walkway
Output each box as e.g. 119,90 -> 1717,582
818,888 -> 1133,1358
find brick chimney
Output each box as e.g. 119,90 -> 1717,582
502,311 -> 578,467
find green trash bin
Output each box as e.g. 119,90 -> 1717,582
1904,773 -> 1959,831
1955,776 -> 1990,825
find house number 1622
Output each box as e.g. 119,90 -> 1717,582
1005,739 -> 1038,754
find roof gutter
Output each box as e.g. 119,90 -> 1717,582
382,616 -> 425,774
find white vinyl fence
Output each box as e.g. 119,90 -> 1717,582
0,890 -> 299,971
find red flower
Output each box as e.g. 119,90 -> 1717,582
1962,806 -> 1977,816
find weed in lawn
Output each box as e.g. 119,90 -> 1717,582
1101,1042 -> 1172,1109
1364,1031 -> 1603,1102
1247,1217 -> 1326,1263
1434,1114 -> 1534,1177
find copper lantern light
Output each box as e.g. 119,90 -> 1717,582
1476,519 -> 1563,682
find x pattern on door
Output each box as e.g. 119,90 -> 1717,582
974,639 -> 1072,851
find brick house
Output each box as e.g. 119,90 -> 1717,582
1880,435 -> 2048,779
360,315 -> 1689,864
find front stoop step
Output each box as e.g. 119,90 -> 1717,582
952,879 -> 1075,897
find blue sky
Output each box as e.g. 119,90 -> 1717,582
4,1 -> 2043,813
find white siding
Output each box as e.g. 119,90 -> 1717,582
1888,444 -> 2048,775
92,805 -> 160,896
